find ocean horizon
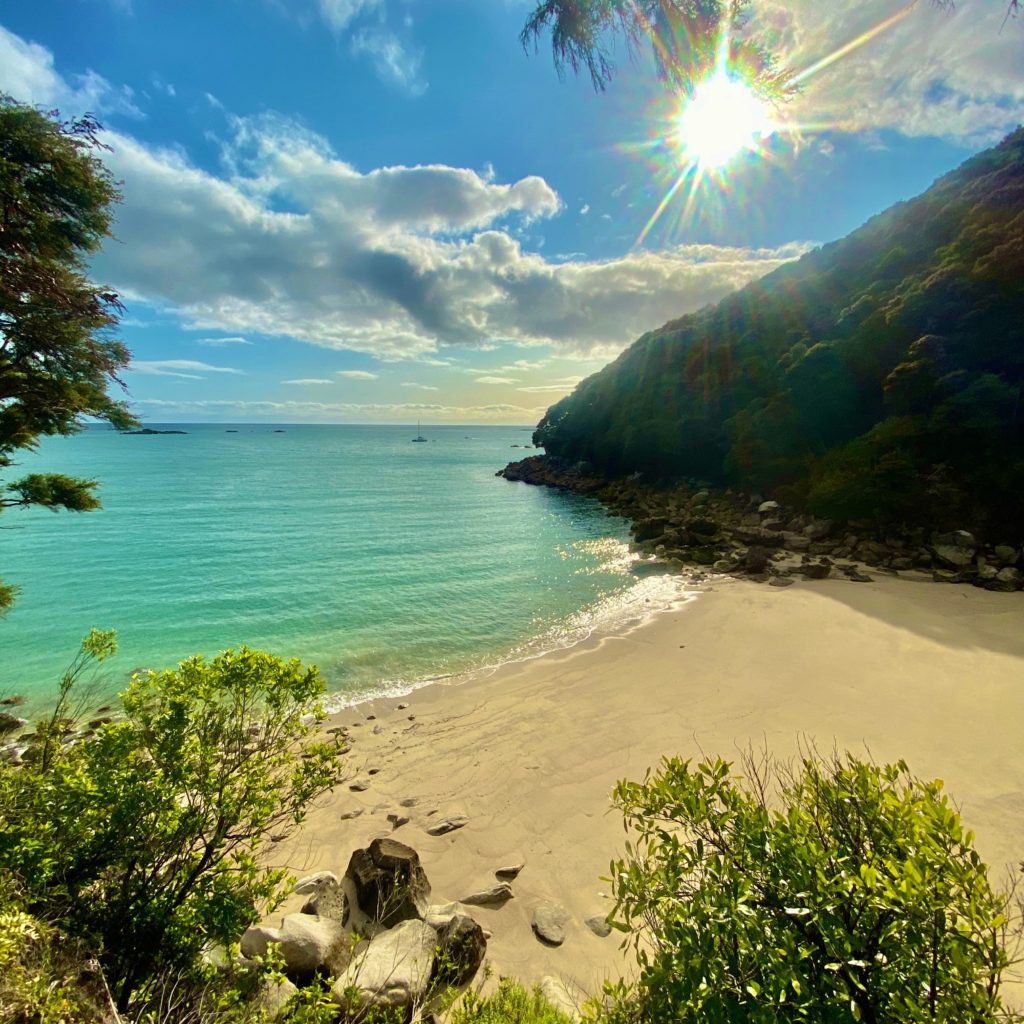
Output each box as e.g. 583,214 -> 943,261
1,422 -> 688,711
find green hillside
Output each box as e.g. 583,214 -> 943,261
535,129 -> 1024,538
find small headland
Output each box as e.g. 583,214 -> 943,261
499,454 -> 1024,592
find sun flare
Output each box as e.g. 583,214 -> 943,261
676,71 -> 775,170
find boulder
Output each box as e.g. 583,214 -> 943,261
424,902 -> 469,929
803,519 -> 833,541
540,977 -> 581,1021
585,915 -> 612,938
301,878 -> 349,924
933,530 -> 976,550
686,518 -> 719,537
802,563 -> 831,580
460,883 -> 514,906
993,545 -> 1019,566
331,919 -> 437,1012
495,863 -> 525,880
769,577 -> 795,588
425,815 -> 469,836
931,545 -> 974,569
241,914 -> 349,979
345,837 -> 431,927
293,871 -> 338,896
0,713 -> 27,736
758,500 -> 780,514
784,535 -> 811,552
632,517 -> 669,542
712,559 -> 740,573
433,914 -> 487,986
259,978 -> 299,1021
532,903 -> 570,946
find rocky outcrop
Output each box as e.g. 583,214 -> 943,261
240,913 -> 349,980
345,837 -> 431,927
498,455 -> 1024,593
331,919 -> 437,1012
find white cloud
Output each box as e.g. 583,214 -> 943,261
474,375 -> 519,385
518,377 -> 584,393
0,25 -> 142,118
400,382 -> 440,390
196,335 -> 253,346
338,370 -> 379,379
753,0 -> 1024,142
580,203 -> 591,215
1,28 -> 810,365
350,29 -> 426,96
282,378 -> 334,384
319,0 -> 381,31
129,359 -> 245,379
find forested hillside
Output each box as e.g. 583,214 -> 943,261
535,129 -> 1024,537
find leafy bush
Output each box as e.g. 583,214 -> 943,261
604,752 -> 1014,1023
0,639 -> 345,1012
450,979 -> 576,1024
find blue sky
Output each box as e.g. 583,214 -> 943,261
1,0 -> 1021,423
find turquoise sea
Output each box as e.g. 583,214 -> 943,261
1,424 -> 686,710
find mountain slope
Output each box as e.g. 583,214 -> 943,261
535,129 -> 1024,537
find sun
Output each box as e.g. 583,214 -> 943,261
676,71 -> 775,170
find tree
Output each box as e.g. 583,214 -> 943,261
0,96 -> 136,613
520,0 -> 1018,96
520,0 -> 785,96
0,641 -> 345,1012
603,751 -> 1015,1023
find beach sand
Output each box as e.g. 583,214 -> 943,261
269,576 -> 1024,1001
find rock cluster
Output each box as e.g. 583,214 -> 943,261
237,838 -> 494,1020
499,456 -> 1024,592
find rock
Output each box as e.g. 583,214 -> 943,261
339,808 -> 364,821
686,518 -> 719,536
540,977 -> 581,1021
532,903 -> 570,946
373,724 -> 384,735
0,696 -> 25,707
931,545 -> 974,569
301,879 -> 349,924
387,812 -> 410,829
424,902 -> 469,929
758,500 -> 780,514
712,559 -> 740,573
495,863 -> 525,880
259,977 -> 299,1021
734,529 -> 784,549
784,535 -> 811,552
345,837 -> 431,927
891,557 -> 914,571
933,529 -> 976,550
585,915 -> 612,938
349,779 -> 370,792
0,744 -> 24,766
425,815 -> 469,836
367,766 -> 382,776
294,871 -> 338,895
803,519 -> 833,541
799,563 -> 830,580
433,914 -> 487,986
846,571 -> 873,583
242,915 -> 349,979
632,516 -> 669,542
399,797 -> 417,807
995,567 -> 1022,587
769,577 -> 795,588
977,563 -> 999,581
331,919 -> 436,1012
0,713 -> 27,736
993,545 -> 1018,566
397,702 -> 410,710
741,546 -> 772,573
460,883 -> 514,906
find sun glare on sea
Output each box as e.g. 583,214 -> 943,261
676,70 -> 775,170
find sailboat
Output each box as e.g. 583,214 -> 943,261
411,420 -> 428,442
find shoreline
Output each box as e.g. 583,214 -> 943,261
269,575 -> 1024,999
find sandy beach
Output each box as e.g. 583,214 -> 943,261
269,575 -> 1024,1001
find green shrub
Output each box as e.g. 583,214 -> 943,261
604,752 -> 1014,1023
0,638 -> 345,1012
450,980 -> 576,1024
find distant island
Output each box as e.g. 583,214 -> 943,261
120,427 -> 188,435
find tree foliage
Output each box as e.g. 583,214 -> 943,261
534,128 -> 1024,537
603,751 -> 1015,1024
0,96 -> 136,612
0,641 -> 344,1012
520,0 -> 782,96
